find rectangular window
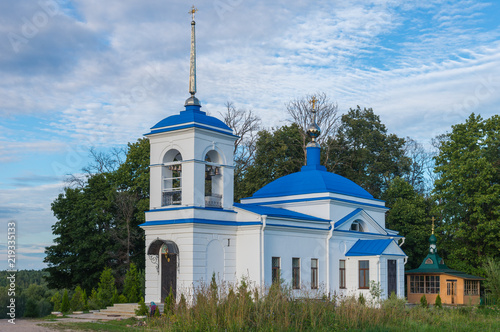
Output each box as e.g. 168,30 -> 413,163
272,257 -> 280,284
339,260 -> 346,289
359,260 -> 369,289
292,258 -> 300,289
409,275 -> 425,293
311,259 -> 318,289
425,276 -> 440,294
464,280 -> 479,295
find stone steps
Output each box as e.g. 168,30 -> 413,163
93,303 -> 140,318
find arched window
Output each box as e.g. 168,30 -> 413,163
162,150 -> 182,206
351,220 -> 364,232
204,150 -> 222,208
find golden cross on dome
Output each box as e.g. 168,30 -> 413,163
310,96 -> 317,112
189,5 -> 198,21
431,216 -> 435,235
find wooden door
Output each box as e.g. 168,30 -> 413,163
387,260 -> 397,296
161,253 -> 177,302
447,280 -> 457,304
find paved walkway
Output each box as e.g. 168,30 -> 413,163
0,313 -> 137,331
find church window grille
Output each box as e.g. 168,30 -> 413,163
359,260 -> 369,289
339,260 -> 346,289
311,259 -> 318,289
272,257 -> 280,284
292,258 -> 300,289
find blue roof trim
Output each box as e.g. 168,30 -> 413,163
140,218 -> 260,227
251,170 -> 374,200
147,206 -> 237,214
266,223 -> 330,231
333,229 -> 402,238
234,203 -> 330,222
334,208 -> 363,228
145,123 -> 237,137
241,196 -> 387,210
345,239 -> 393,256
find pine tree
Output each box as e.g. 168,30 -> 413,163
97,267 -> 116,308
61,289 -> 70,313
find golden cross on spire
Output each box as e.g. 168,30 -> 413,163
431,216 -> 435,235
189,5 -> 198,21
310,96 -> 317,112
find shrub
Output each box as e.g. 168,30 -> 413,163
124,263 -> 142,303
24,298 -> 39,318
435,294 -> 442,308
50,291 -> 61,312
87,288 -> 100,310
358,293 -> 366,306
97,267 -> 116,308
420,294 -> 428,308
135,297 -> 148,316
61,289 -> 70,313
70,286 -> 85,311
483,258 -> 500,302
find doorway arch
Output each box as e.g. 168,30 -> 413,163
148,239 -> 179,301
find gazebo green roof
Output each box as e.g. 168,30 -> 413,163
406,232 -> 484,280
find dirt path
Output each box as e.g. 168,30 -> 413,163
0,314 -> 127,331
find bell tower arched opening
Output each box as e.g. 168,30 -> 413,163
162,150 -> 183,206
204,150 -> 222,208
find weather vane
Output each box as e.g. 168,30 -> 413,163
189,5 -> 198,21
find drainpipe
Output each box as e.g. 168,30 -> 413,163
260,215 -> 267,288
326,222 -> 333,296
399,237 -> 405,247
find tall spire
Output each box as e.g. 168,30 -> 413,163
185,5 -> 201,107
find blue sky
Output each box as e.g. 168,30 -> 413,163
1,0 -> 500,270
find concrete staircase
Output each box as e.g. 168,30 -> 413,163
93,303 -> 140,318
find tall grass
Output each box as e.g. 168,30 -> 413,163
146,279 -> 500,331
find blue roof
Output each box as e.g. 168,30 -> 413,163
250,170 -> 374,200
345,239 -> 395,256
234,203 -> 330,222
145,105 -> 234,136
334,208 -> 363,228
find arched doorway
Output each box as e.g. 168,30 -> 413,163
148,239 -> 179,301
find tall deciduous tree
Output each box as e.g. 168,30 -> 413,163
326,106 -> 410,199
44,139 -> 149,291
235,124 -> 304,200
383,177 -> 435,270
433,113 -> 500,275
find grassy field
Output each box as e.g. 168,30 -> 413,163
42,282 -> 500,331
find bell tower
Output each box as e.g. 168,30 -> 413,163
145,6 -> 236,210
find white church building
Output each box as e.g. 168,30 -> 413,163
140,8 -> 407,304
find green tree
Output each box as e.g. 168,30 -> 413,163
70,286 -> 85,311
24,298 -> 39,318
61,289 -> 70,313
383,177 -> 434,270
236,124 -> 304,200
433,114 -> 500,275
44,139 -> 149,291
51,291 -> 61,311
326,106 -> 410,199
97,267 -> 116,308
483,258 -> 500,302
123,263 -> 141,303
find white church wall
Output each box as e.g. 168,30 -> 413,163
264,227 -> 327,291
235,226 -> 261,284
